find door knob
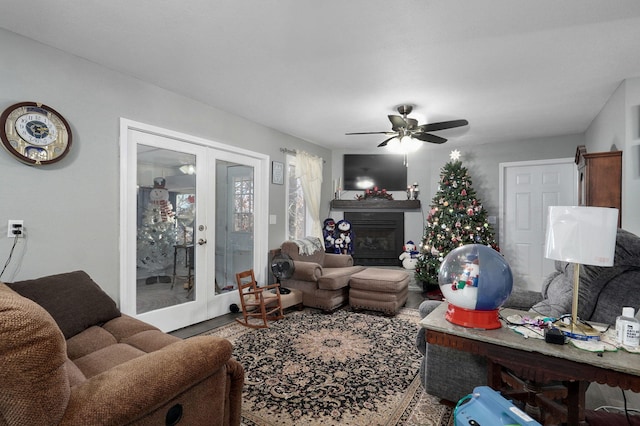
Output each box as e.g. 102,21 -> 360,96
197,238 -> 207,245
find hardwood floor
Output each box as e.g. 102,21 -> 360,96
169,285 -> 434,339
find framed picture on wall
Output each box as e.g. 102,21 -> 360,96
272,161 -> 284,185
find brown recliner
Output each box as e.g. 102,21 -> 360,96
1,271 -> 244,425
279,240 -> 365,312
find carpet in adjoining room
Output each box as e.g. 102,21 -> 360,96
204,308 -> 452,425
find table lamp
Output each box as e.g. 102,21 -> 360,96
544,206 -> 618,340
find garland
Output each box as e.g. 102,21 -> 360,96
355,187 -> 394,200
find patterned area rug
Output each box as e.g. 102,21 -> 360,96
204,308 -> 452,425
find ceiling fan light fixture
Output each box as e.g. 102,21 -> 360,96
346,105 -> 468,150
179,164 -> 196,175
387,135 -> 421,154
386,137 -> 399,151
404,136 -> 422,153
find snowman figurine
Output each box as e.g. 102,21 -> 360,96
452,253 -> 480,291
323,218 -> 336,253
335,219 -> 354,255
399,240 -> 419,269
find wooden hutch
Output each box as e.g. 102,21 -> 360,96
575,145 -> 622,227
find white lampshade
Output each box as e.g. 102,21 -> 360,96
545,206 -> 618,266
545,205 -> 618,340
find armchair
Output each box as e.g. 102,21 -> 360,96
279,239 -> 365,311
416,228 -> 640,403
1,271 -> 243,425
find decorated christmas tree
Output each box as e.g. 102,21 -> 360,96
415,150 -> 499,289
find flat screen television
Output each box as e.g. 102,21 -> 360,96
343,154 -> 407,191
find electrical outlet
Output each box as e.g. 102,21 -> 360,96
7,220 -> 24,238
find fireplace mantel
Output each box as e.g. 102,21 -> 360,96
330,199 -> 421,212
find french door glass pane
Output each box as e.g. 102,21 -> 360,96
136,144 -> 196,314
215,160 -> 254,294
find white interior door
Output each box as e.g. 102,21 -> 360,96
499,158 -> 577,291
120,119 -> 269,332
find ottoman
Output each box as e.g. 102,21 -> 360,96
280,287 -> 303,310
348,268 -> 410,315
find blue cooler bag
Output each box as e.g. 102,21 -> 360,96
454,386 -> 541,426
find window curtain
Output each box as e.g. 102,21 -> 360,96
294,150 -> 323,240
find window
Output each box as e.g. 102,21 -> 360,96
233,175 -> 254,232
286,155 -> 308,240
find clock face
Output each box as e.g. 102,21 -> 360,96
1,102 -> 72,165
15,113 -> 58,146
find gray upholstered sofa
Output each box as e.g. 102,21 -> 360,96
416,228 -> 640,403
1,270 -> 244,425
279,240 -> 365,311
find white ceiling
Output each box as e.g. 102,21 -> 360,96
3,0 -> 640,151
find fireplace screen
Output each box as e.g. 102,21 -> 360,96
356,229 -> 395,253
345,212 -> 404,266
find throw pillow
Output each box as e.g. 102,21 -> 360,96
6,270 -> 121,339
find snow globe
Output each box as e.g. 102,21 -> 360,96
439,244 -> 513,329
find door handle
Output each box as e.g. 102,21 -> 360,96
197,238 -> 207,245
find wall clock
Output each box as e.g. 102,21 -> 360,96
0,102 -> 73,165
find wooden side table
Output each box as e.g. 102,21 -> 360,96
420,304 -> 640,425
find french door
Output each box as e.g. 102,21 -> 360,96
120,119 -> 269,332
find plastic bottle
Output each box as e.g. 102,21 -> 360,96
616,307 -> 640,347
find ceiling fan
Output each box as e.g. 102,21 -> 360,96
346,105 -> 469,148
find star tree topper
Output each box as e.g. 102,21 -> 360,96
450,149 -> 461,161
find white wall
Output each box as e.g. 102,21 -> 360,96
623,78 -> 640,235
585,77 -> 640,235
0,29 -> 331,300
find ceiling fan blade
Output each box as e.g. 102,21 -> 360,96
345,131 -> 393,135
377,136 -> 397,147
406,118 -> 419,130
413,132 -> 448,144
388,115 -> 408,131
418,119 -> 469,132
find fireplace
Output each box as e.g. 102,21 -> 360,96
344,212 -> 404,266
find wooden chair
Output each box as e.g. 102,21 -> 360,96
235,269 -> 284,328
